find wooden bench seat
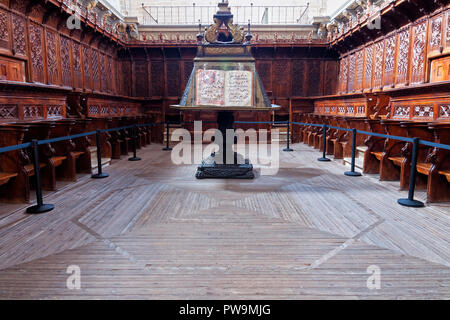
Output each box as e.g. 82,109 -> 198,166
416,162 -> 432,176
371,151 -> 383,161
438,170 -> 450,183
0,172 -> 18,185
388,156 -> 405,166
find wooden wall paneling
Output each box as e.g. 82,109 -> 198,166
72,41 -> 82,89
29,22 -> 45,83
134,58 -> 149,97
100,52 -> 107,92
60,36 -> 71,87
0,6 -> 11,53
91,49 -> 100,92
307,59 -> 321,97
45,29 -> 60,86
82,45 -> 91,90
150,60 -> 164,98
410,19 -> 427,84
428,13 -> 444,57
373,40 -> 384,90
181,59 -> 194,93
446,9 -> 450,52
395,27 -> 411,86
11,12 -> 27,59
363,43 -> 374,91
340,55 -> 348,93
355,50 -> 364,92
347,53 -> 355,93
272,59 -> 291,99
383,35 -> 396,89
256,60 -> 272,95
166,60 -> 181,98
291,59 -> 306,97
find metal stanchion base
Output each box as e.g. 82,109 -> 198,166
398,198 -> 425,207
26,203 -> 54,214
317,157 -> 331,162
162,147 -> 172,151
91,173 -> 109,179
344,171 -> 362,177
128,157 -> 142,161
283,148 -> 294,152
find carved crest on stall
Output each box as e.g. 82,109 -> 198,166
203,1 -> 245,44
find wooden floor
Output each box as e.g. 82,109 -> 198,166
0,143 -> 449,299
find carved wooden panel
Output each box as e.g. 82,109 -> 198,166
340,56 -> 348,93
324,60 -> 338,96
411,21 -> 427,84
72,41 -> 82,88
447,12 -> 450,48
45,30 -> 59,85
99,53 -> 107,92
347,53 -> 355,92
134,59 -> 149,97
364,44 -> 374,89
11,13 -> 26,58
373,41 -> 384,88
82,46 -> 91,90
307,60 -> 321,97
272,60 -> 290,97
59,36 -> 71,87
182,60 -> 194,91
355,50 -> 363,91
256,61 -> 272,94
150,61 -> 164,97
91,50 -> 100,91
291,60 -> 305,97
429,15 -> 443,52
430,56 -> 450,82
383,36 -> 396,87
121,59 -> 131,96
396,28 -> 410,85
0,8 -> 10,51
29,23 -> 44,83
0,104 -> 18,121
166,61 -> 180,97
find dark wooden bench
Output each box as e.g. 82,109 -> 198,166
363,119 -> 387,174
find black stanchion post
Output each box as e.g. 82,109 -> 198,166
163,122 -> 172,151
345,128 -> 362,177
129,125 -> 142,161
398,138 -> 424,207
283,121 -> 293,152
92,130 -> 109,179
318,124 -> 331,162
26,140 -> 54,214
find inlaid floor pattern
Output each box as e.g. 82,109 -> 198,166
0,144 -> 449,299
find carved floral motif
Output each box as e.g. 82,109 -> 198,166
60,37 -> 71,87
364,44 -> 373,88
12,14 -> 26,56
384,36 -> 396,85
411,21 -> 426,83
29,24 -> 44,83
0,9 -> 9,42
374,41 -> 384,87
430,16 -> 442,49
396,29 -> 410,84
47,105 -> 63,118
46,31 -> 58,84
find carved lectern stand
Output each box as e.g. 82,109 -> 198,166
172,1 -> 279,179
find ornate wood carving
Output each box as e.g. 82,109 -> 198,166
0,8 -> 10,50
430,16 -> 442,51
383,36 -> 396,87
347,53 -> 355,92
166,61 -> 180,97
307,60 -> 321,97
60,36 -> 71,87
364,44 -> 374,89
82,46 -> 91,90
29,23 -> 44,83
11,14 -> 26,57
134,59 -> 149,97
373,41 -> 384,88
396,28 -> 410,85
355,50 -> 364,91
291,60 -> 305,96
72,41 -> 82,88
46,30 -> 59,85
150,62 -> 164,97
411,21 -> 427,84
91,50 -> 100,91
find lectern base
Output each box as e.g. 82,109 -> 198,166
196,153 -> 254,179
